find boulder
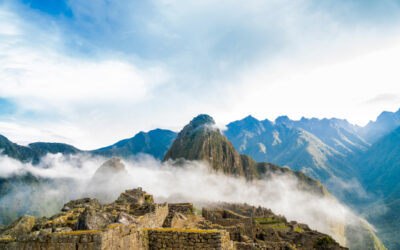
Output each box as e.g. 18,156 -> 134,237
39,228 -> 52,235
170,212 -> 188,228
116,212 -> 139,226
61,197 -> 101,212
0,215 -> 35,236
76,208 -> 114,230
54,227 -> 73,233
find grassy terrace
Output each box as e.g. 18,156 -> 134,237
254,217 -> 284,225
294,227 -> 303,232
52,230 -> 102,236
143,228 -> 221,233
0,236 -> 16,241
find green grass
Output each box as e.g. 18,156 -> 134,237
313,236 -> 334,248
254,217 -> 283,225
271,224 -> 289,229
294,227 -> 303,232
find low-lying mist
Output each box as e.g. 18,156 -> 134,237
0,153 -> 373,246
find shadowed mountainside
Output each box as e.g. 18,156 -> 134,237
353,126 -> 400,250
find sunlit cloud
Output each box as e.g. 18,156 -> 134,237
1,0 -> 400,147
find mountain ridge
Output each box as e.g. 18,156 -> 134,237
0,113 -> 389,249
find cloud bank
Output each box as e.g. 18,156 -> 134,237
0,153 -> 375,246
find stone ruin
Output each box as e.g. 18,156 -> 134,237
0,187 -> 347,249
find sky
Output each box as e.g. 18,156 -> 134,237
1,0 -> 400,149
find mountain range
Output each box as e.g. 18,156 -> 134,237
1,109 -> 400,248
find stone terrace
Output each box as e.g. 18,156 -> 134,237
0,225 -> 232,250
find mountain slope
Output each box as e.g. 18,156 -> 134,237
0,135 -> 81,164
0,174 -> 77,226
356,126 -> 400,198
274,116 -> 369,153
354,126 -> 400,249
0,129 -> 177,163
163,114 -> 385,249
224,116 -> 357,184
93,129 -> 177,160
164,114 -> 331,197
361,108 -> 400,143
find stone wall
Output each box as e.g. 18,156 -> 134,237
0,229 -> 104,250
147,228 -> 232,250
0,226 -> 145,250
101,225 -> 148,250
0,225 -> 234,250
162,203 -> 194,228
138,204 -> 169,228
202,208 -> 254,239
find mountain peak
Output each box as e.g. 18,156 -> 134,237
163,114 -> 246,176
275,115 -> 291,124
94,157 -> 126,175
243,115 -> 258,121
164,115 -> 332,195
189,114 -> 215,128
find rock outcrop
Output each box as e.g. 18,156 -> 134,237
0,187 -> 347,250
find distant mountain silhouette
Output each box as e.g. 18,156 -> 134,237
361,108 -> 400,143
0,134 -> 81,164
223,116 -> 358,184
93,129 -> 177,160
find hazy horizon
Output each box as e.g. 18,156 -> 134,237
1,108 -> 399,150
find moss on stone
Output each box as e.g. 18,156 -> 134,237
294,227 -> 303,232
143,228 -> 220,233
254,217 -> 283,225
0,236 -> 16,241
313,235 -> 335,248
52,230 -> 102,236
107,224 -> 124,229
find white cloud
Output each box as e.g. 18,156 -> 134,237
0,153 -> 370,246
1,1 -> 400,148
0,121 -> 81,145
0,46 -> 169,113
215,35 -> 400,126
0,7 -> 170,149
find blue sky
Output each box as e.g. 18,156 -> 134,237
1,0 -> 400,149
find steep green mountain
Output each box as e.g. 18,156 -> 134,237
93,129 -> 177,160
164,114 -> 332,197
223,116 -> 357,185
